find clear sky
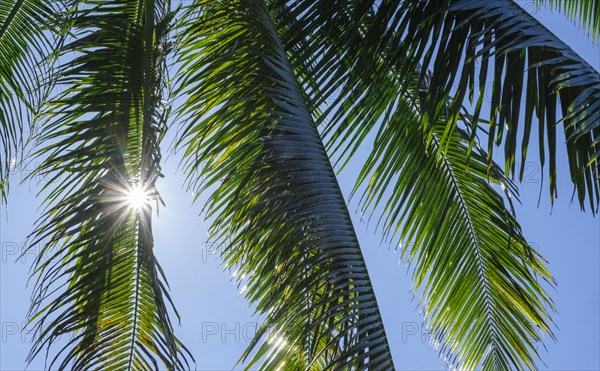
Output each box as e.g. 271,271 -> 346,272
1,2 -> 599,370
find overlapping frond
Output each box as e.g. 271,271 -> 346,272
0,0 -> 61,200
176,0 -> 394,368
362,114 -> 555,370
367,0 -> 600,211
269,2 -> 555,369
328,78 -> 556,369
0,0 -> 588,369
26,1 -> 192,369
538,0 -> 600,41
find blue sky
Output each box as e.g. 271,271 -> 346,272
1,2 -> 599,370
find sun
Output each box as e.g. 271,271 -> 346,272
126,184 -> 151,212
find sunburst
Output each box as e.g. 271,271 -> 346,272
127,185 -> 150,210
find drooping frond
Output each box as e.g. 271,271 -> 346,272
0,0 -> 61,200
366,0 -> 600,211
329,77 -> 556,369
358,113 -> 555,370
176,0 -> 394,368
270,2 -> 555,369
26,1 -> 192,369
538,0 -> 600,41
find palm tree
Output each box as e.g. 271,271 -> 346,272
0,0 -> 598,369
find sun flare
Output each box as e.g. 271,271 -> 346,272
126,185 -> 151,211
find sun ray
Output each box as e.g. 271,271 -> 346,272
127,185 -> 150,210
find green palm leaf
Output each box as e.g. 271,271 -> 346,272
26,1 -> 192,369
330,88 -> 556,369
175,0 -> 394,368
368,0 -> 600,211
271,3 -> 555,368
0,0 -> 60,199
361,117 -> 554,370
538,0 -> 600,41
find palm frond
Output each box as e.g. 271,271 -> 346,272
369,0 -> 600,212
332,92 -> 556,369
271,2 -> 555,368
26,1 -> 192,369
175,0 -> 394,368
538,0 -> 600,41
0,0 -> 61,200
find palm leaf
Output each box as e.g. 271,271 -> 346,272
538,0 -> 600,41
0,0 -> 61,200
367,0 -> 600,212
25,1 -> 192,369
330,90 -> 556,369
271,3 -> 555,368
302,0 -> 600,211
175,0 -> 394,368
